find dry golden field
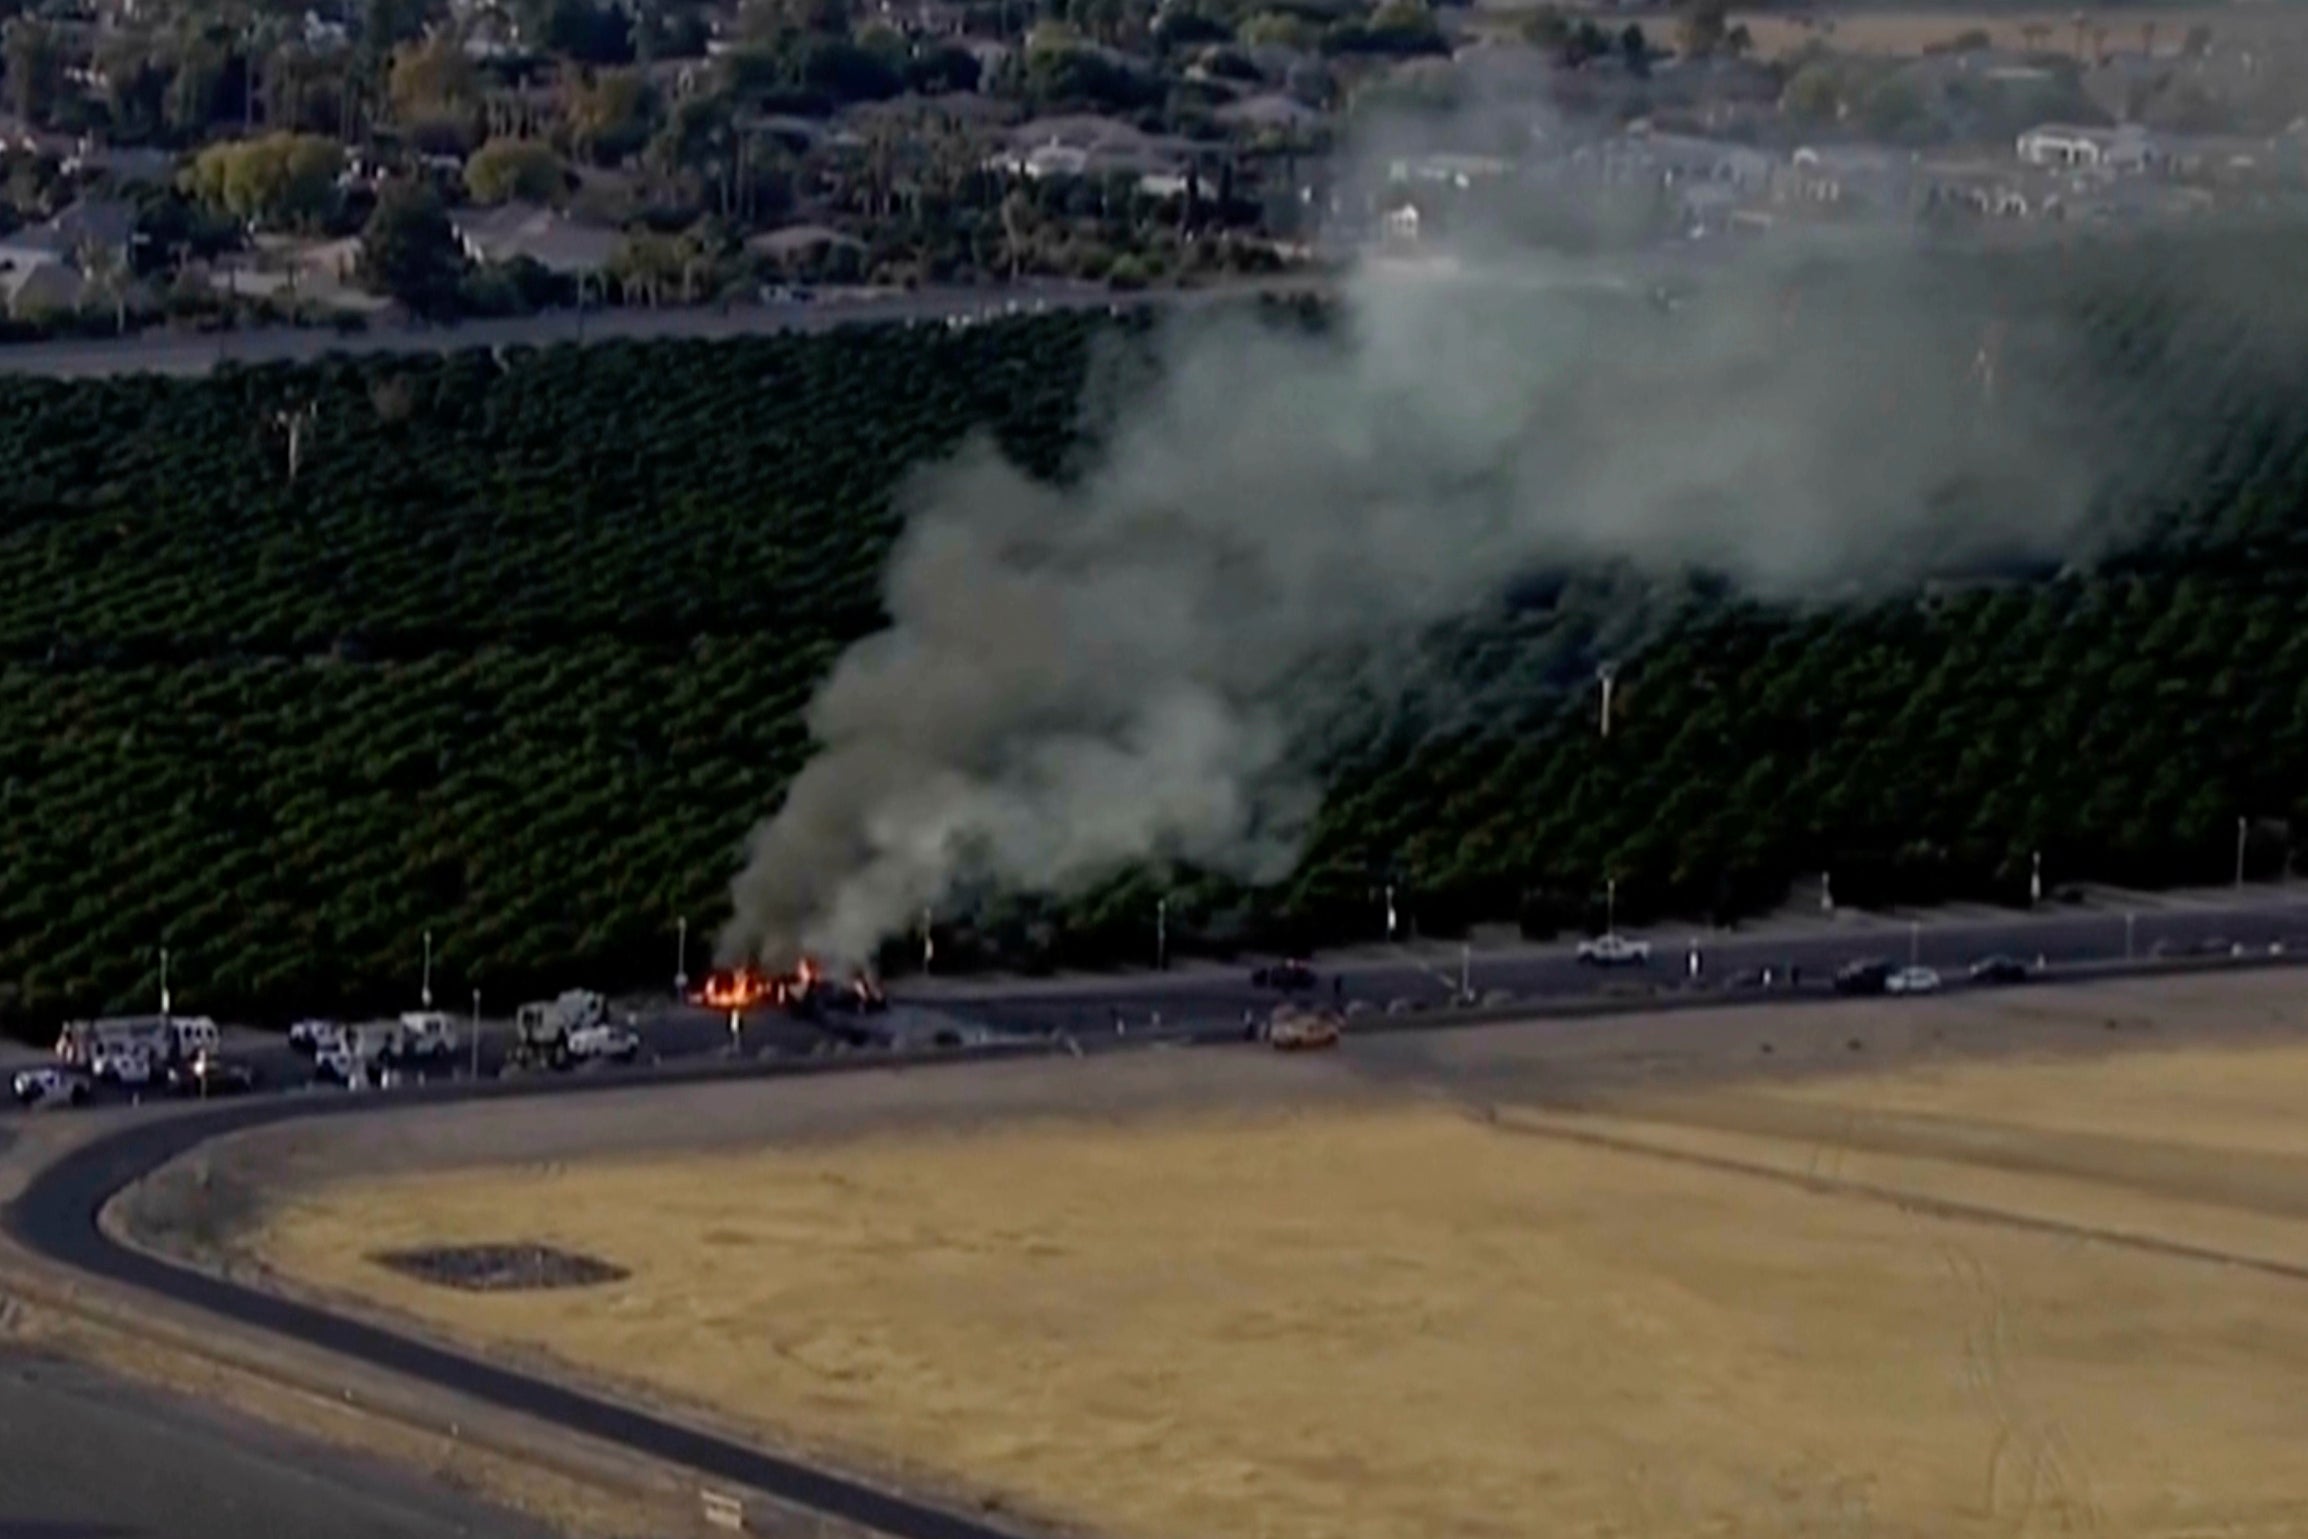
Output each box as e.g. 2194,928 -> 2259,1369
247,1009 -> 2308,1539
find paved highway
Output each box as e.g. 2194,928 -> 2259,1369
0,1347 -> 555,1539
13,895 -> 2308,1112
933,896 -> 2308,1036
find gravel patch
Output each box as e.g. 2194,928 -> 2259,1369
370,1244 -> 629,1293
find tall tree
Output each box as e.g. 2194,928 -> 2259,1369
358,179 -> 466,317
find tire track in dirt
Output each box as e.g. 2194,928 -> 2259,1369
1592,1092 -> 2308,1225
1463,1103 -> 2308,1288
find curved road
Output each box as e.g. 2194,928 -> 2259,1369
8,926 -> 2308,1539
4,1059 -> 1039,1539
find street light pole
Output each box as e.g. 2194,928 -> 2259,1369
1597,662 -> 1617,739
2236,816 -> 2249,889
674,916 -> 689,995
2030,849 -> 2042,907
421,929 -> 434,1010
1155,898 -> 1168,972
158,945 -> 171,1020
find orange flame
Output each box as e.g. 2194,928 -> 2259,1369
693,967 -> 773,1011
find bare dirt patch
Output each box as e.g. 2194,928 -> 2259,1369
1724,3 -> 2303,62
370,1244 -> 630,1293
230,970 -> 2308,1539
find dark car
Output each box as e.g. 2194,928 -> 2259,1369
1833,958 -> 1893,996
1251,960 -> 1318,992
166,1058 -> 259,1097
1967,955 -> 2034,985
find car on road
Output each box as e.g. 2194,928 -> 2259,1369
164,1056 -> 259,1097
1250,960 -> 1317,991
1967,955 -> 2036,985
1886,965 -> 1943,996
1833,958 -> 1894,996
11,1066 -> 89,1109
567,1023 -> 642,1064
1576,934 -> 1652,967
288,1019 -> 342,1054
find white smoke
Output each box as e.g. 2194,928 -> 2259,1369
720,95 -> 2235,968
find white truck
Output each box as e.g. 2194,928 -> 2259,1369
510,990 -> 633,1070
392,1011 -> 459,1064
56,1016 -> 170,1071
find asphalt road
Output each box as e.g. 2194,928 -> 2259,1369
0,276 -> 1330,380
0,1347 -> 555,1539
6,939 -> 2305,1539
4,1075 -> 1044,1539
935,896 -> 2308,1036
14,895 -> 2308,1113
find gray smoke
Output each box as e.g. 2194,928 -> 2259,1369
720,123 -> 2255,968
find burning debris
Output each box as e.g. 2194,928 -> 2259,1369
688,959 -> 887,1020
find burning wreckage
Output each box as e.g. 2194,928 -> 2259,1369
690,959 -> 892,1045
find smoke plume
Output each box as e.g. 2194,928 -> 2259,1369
721,107 -> 2289,968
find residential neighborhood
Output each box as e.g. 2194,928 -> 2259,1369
0,0 -> 2298,337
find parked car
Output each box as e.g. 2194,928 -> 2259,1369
1967,955 -> 2034,985
11,1066 -> 89,1108
1576,934 -> 1652,967
1250,960 -> 1318,991
1833,958 -> 1893,996
1887,965 -> 1943,996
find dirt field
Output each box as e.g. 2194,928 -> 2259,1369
1722,4 -> 2298,61
203,974 -> 2308,1539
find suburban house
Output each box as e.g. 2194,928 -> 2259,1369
0,261 -> 85,318
747,224 -> 867,266
990,117 -> 1195,182
0,199 -> 137,318
450,204 -> 622,277
1783,144 -> 1921,210
2015,123 -> 2158,172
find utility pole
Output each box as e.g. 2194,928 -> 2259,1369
274,401 -> 315,482
674,915 -> 689,995
421,929 -> 434,1010
1155,898 -> 1168,972
469,988 -> 482,1081
1596,661 -> 1617,739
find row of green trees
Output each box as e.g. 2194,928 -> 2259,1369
6,232 -> 2308,1032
